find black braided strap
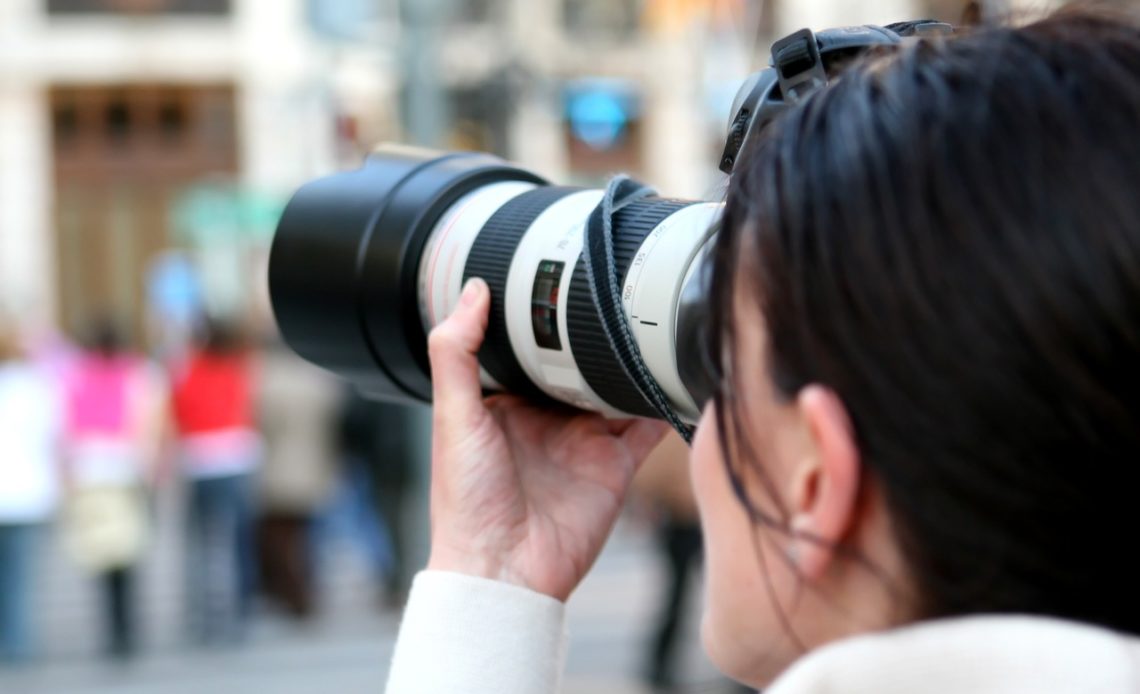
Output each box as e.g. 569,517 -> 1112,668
581,176 -> 694,444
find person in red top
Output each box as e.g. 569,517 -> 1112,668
170,319 -> 261,645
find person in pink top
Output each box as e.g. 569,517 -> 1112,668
61,317 -> 163,661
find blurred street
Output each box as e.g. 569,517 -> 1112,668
0,495 -> 725,694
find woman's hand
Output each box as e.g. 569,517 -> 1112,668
426,278 -> 668,602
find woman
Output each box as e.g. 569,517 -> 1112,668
0,321 -> 61,664
171,320 -> 260,644
61,318 -> 161,660
256,339 -> 340,619
387,9 -> 1140,693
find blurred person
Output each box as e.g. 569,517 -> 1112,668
385,10 -> 1140,694
256,340 -> 340,619
336,391 -> 418,607
0,320 -> 61,664
631,432 -> 702,691
60,317 -> 163,660
171,319 -> 261,644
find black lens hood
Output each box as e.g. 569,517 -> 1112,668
269,145 -> 546,402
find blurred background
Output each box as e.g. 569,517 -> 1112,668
0,1 -> 1072,692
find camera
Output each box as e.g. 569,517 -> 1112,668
268,21 -> 950,429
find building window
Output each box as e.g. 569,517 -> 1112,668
157,97 -> 187,143
563,0 -> 641,40
104,94 -> 132,144
306,0 -> 398,40
446,80 -> 513,156
46,0 -> 231,15
451,0 -> 498,24
50,84 -> 237,173
53,100 -> 80,147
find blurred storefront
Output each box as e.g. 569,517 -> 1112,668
50,84 -> 238,340
0,0 -> 396,343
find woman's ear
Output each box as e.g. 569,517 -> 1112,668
786,385 -> 861,580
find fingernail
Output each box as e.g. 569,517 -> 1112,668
460,278 -> 483,306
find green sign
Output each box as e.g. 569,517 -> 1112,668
172,184 -> 286,247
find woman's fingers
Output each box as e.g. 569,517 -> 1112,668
428,278 -> 491,431
427,277 -> 669,473
616,419 -> 671,469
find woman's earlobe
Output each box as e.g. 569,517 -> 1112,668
788,512 -> 831,579
784,514 -> 807,570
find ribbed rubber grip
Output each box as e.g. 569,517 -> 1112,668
463,186 -> 580,396
566,197 -> 695,417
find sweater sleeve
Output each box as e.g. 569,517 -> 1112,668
385,570 -> 569,694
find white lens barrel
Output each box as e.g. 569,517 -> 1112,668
503,190 -> 623,415
621,203 -> 722,422
417,182 -> 721,421
417,180 -> 538,390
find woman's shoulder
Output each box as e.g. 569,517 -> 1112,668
768,615 -> 1140,694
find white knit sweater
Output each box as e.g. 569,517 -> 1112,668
385,571 -> 1140,693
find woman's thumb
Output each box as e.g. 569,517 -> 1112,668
428,278 -> 491,425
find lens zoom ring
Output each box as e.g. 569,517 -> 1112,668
566,198 -> 695,417
464,186 -> 580,397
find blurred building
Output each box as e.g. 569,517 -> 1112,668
2,0 -> 1060,343
0,0 -> 397,341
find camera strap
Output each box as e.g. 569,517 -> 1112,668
583,176 -> 695,444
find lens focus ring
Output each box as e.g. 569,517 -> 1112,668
463,186 -> 581,398
566,197 -> 696,418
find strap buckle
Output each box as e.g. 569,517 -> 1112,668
772,29 -> 828,103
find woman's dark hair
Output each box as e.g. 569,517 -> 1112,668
197,317 -> 247,355
710,7 -> 1140,635
82,315 -> 128,358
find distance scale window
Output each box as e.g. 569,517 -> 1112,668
531,260 -> 565,350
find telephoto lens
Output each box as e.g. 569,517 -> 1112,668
269,144 -> 720,425
269,21 -> 955,433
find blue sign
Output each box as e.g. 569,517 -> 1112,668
147,252 -> 202,326
565,80 -> 640,151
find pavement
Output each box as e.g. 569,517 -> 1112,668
0,490 -> 740,694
